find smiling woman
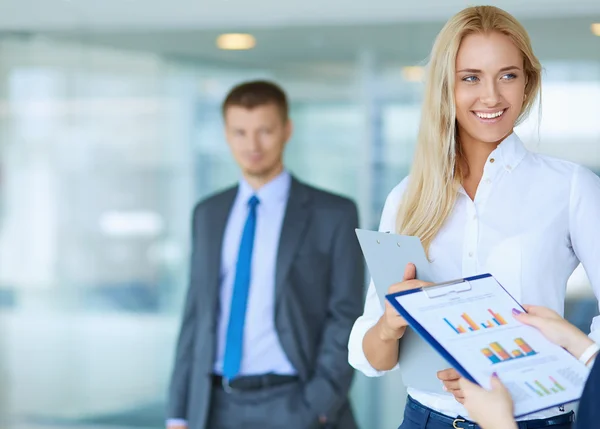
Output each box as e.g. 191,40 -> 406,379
455,35 -> 526,136
453,31 -> 535,199
349,5 -> 600,429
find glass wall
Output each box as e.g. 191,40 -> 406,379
0,28 -> 599,429
0,37 -> 195,429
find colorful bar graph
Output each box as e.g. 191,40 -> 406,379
488,309 -> 507,325
482,348 -> 501,364
444,317 -> 470,334
490,342 -> 511,361
535,380 -> 552,395
515,338 -> 537,356
446,310 -> 508,334
525,382 -> 543,397
525,376 -> 567,397
461,313 -> 480,331
481,338 -> 538,364
549,376 -> 566,392
444,318 -> 459,334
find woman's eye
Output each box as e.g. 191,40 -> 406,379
462,76 -> 479,83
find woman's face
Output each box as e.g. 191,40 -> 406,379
454,31 -> 527,146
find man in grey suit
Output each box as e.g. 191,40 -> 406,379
166,80 -> 364,429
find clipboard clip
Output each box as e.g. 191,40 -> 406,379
422,278 -> 472,298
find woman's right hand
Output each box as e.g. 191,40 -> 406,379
377,263 -> 432,342
513,305 -> 595,361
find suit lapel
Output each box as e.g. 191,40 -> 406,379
204,186 -> 238,320
275,177 -> 311,309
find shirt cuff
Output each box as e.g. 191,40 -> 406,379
166,419 -> 188,427
579,342 -> 600,368
589,325 -> 600,344
348,316 -> 398,377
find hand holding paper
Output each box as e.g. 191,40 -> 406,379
378,263 -> 432,342
356,228 -> 450,392
437,368 -> 465,403
386,274 -> 591,417
513,306 -> 595,361
460,374 -> 518,429
459,305 -> 597,428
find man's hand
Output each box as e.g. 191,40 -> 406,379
460,374 -> 518,429
166,424 -> 187,429
437,368 -> 464,403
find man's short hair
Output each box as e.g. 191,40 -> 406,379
222,80 -> 289,121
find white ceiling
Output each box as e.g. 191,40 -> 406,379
1,0 -> 600,30
1,0 -> 598,77
30,17 -> 600,72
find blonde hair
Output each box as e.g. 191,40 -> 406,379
396,5 -> 542,255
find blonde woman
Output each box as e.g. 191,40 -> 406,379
349,5 -> 600,429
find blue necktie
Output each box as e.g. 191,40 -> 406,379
222,195 -> 260,380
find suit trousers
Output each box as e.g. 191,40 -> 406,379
206,382 -> 354,429
207,382 -> 319,429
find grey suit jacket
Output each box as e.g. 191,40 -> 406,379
167,176 -> 365,429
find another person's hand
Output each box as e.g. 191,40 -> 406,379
460,374 -> 518,429
377,263 -> 431,342
440,305 -> 595,407
513,305 -> 595,361
452,305 -> 595,429
437,368 -> 464,403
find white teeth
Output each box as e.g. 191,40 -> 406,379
475,110 -> 504,119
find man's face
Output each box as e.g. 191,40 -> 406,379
224,103 -> 291,182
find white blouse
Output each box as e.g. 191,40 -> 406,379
348,133 -> 600,420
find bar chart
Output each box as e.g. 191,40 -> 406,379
444,309 -> 508,334
481,337 -> 538,364
525,376 -> 566,397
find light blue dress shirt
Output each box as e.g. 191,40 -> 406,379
168,171 -> 298,427
213,170 -> 297,376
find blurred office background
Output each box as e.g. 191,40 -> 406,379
0,0 -> 599,428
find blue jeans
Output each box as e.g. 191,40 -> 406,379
398,396 -> 574,429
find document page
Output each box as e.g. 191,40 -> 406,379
389,274 -> 590,417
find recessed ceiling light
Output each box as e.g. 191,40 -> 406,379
592,23 -> 600,37
402,66 -> 425,82
216,33 -> 256,50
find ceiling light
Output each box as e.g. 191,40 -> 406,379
402,66 -> 425,82
592,23 -> 600,37
216,33 -> 256,50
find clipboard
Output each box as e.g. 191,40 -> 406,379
355,228 -> 449,393
385,274 -> 587,417
386,275 -> 491,387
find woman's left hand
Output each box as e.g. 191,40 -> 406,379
437,368 -> 465,403
459,374 -> 518,429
